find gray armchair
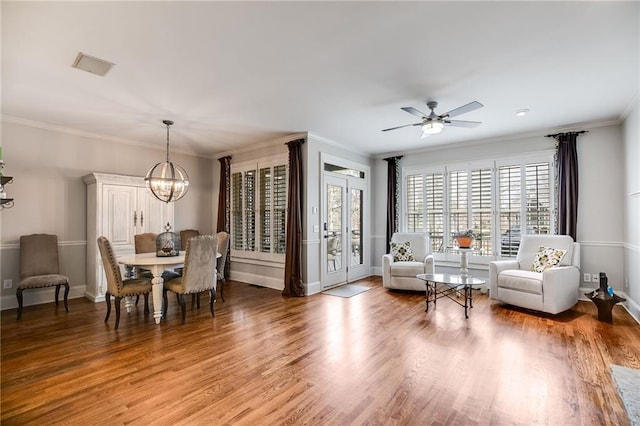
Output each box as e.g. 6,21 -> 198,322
489,234 -> 580,314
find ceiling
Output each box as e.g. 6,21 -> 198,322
2,1 -> 638,158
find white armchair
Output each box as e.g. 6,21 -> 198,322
489,234 -> 581,314
382,232 -> 435,291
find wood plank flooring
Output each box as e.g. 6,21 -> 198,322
2,277 -> 639,425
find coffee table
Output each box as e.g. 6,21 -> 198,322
417,273 -> 485,318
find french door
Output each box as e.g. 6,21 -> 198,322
321,173 -> 369,288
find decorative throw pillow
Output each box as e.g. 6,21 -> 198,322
391,241 -> 415,262
530,246 -> 568,273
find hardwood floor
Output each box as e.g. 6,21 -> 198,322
2,277 -> 639,425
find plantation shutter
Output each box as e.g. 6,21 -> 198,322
525,162 -> 551,235
406,174 -> 423,232
448,170 -> 468,237
425,172 -> 444,252
273,165 -> 287,254
471,168 -> 493,254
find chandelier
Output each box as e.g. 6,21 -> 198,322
145,120 -> 189,203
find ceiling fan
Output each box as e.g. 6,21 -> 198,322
382,100 -> 484,138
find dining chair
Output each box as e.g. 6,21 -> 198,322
17,234 -> 70,320
192,231 -> 229,309
97,236 -> 152,330
163,234 -> 217,324
180,229 -> 200,251
216,231 -> 230,302
133,232 -> 157,280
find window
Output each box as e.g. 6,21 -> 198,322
231,157 -> 287,260
403,153 -> 554,258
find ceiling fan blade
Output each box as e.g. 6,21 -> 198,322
381,122 -> 422,132
445,119 -> 482,128
441,101 -> 484,119
401,106 -> 428,118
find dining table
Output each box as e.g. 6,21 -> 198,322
118,252 -> 185,324
119,251 -> 221,324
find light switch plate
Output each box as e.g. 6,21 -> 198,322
584,273 -> 591,283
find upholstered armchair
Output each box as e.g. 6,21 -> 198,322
382,232 -> 435,291
163,235 -> 217,324
17,234 -> 70,320
489,234 -> 580,314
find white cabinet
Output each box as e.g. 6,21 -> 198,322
84,173 -> 174,302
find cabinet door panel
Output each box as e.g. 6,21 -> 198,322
103,185 -> 136,251
137,188 -> 174,234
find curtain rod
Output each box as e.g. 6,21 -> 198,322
545,130 -> 588,138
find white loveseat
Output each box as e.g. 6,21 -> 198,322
382,232 -> 435,291
489,234 -> 581,314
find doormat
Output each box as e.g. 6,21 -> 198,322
322,284 -> 371,298
611,364 -> 640,425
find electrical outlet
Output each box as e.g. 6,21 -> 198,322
3,279 -> 12,289
592,273 -> 599,283
584,273 -> 591,283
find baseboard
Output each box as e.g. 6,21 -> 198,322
620,292 -> 640,324
306,281 -> 322,295
371,266 -> 382,276
229,271 -> 284,291
0,284 -> 87,310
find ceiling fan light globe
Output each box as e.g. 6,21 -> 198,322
422,121 -> 444,134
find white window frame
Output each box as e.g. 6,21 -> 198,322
401,151 -> 555,268
231,154 -> 288,264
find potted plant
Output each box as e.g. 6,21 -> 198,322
453,229 -> 477,248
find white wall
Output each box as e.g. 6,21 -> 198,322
577,126 -> 625,292
622,97 -> 640,319
0,120 -> 215,309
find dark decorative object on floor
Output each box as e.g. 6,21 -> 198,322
156,223 -> 180,257
586,272 -> 626,323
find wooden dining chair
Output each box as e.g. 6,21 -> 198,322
17,234 -> 70,320
97,236 -> 152,330
163,234 -> 217,324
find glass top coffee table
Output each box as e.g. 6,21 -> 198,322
417,273 -> 485,319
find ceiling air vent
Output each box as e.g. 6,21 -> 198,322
72,52 -> 114,76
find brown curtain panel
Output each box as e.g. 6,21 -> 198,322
283,139 -> 305,297
383,156 -> 403,253
217,156 -> 232,278
550,132 -> 583,240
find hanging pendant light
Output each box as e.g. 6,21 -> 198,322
145,120 -> 189,203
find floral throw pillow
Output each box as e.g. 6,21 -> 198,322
530,246 -> 568,273
391,241 -> 415,262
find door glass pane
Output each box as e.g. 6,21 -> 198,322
350,188 -> 363,267
327,184 -> 343,273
